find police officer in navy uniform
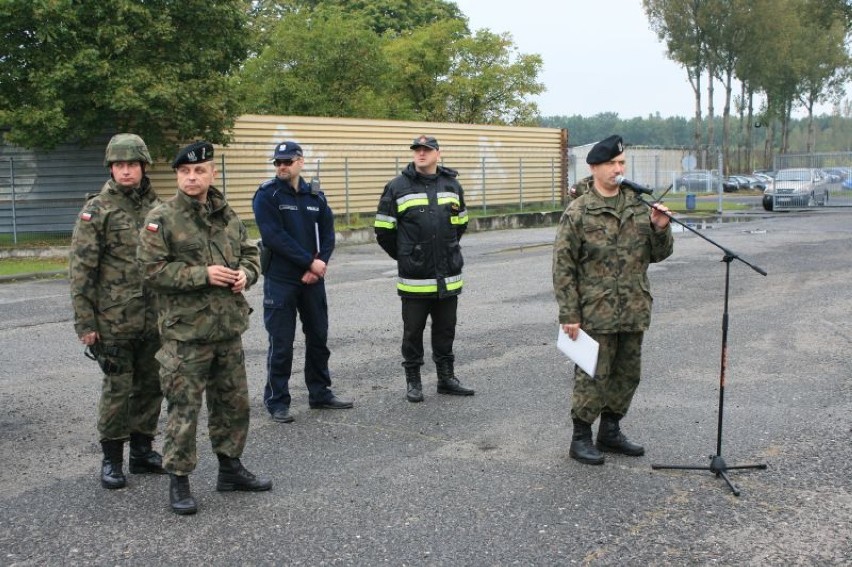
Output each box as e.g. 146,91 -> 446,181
253,141 -> 353,424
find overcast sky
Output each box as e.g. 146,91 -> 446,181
452,0 -> 836,119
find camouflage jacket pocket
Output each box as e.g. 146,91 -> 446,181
160,304 -> 213,342
97,292 -> 146,337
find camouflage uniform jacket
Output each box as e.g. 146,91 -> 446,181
552,187 -> 673,333
69,177 -> 160,339
137,186 -> 260,342
568,175 -> 593,202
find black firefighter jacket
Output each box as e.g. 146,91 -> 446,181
374,163 -> 469,298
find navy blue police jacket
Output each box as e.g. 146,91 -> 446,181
252,176 -> 335,283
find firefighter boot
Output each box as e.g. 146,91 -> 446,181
405,366 -> 424,403
436,360 -> 475,396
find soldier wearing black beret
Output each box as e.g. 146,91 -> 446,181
553,135 -> 674,466
585,134 -> 625,165
171,140 -> 214,169
138,140 -> 271,514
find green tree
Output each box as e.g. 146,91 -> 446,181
0,0 -> 250,155
235,8 -> 391,118
644,0 -> 710,164
436,30 -> 544,125
297,0 -> 467,36
794,1 -> 851,152
236,4 -> 544,126
381,19 -> 468,120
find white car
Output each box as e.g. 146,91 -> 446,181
762,168 -> 829,211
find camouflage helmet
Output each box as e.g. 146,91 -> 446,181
104,133 -> 152,167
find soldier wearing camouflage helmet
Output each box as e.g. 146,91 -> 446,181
69,133 -> 166,490
137,141 -> 271,515
552,135 -> 673,466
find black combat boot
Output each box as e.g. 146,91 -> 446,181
100,439 -> 127,489
569,419 -> 605,465
436,360 -> 475,396
405,366 -> 424,403
169,473 -> 197,515
129,432 -> 166,474
596,413 -> 645,456
216,455 -> 273,492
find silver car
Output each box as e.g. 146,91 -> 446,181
762,168 -> 829,211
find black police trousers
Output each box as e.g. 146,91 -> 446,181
401,296 -> 457,369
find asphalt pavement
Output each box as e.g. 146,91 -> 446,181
0,208 -> 850,565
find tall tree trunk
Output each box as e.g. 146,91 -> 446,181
706,67 -> 716,152
806,98 -> 816,153
722,70 -> 733,174
765,122 -> 774,170
781,100 -> 792,154
688,65 -> 703,168
745,88 -> 754,172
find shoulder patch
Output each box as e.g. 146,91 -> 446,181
145,222 -> 160,233
79,211 -> 93,221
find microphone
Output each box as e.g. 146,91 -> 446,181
615,175 -> 654,196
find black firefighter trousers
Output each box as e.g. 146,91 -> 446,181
401,295 -> 458,369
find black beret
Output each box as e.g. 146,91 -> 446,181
586,135 -> 625,165
172,141 -> 214,168
410,135 -> 439,150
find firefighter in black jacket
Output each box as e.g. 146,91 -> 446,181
374,135 -> 475,402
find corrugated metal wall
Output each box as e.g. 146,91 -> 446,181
1,115 -> 567,236
148,115 -> 568,219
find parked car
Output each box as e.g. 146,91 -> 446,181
822,169 -> 842,183
740,175 -> 767,191
762,168 -> 830,211
676,170 -> 737,192
824,167 -> 852,182
725,175 -> 749,192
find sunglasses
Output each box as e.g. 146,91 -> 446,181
274,158 -> 299,166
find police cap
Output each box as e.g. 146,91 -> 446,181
272,141 -> 303,161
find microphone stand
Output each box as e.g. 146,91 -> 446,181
635,190 -> 768,496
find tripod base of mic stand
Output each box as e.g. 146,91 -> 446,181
652,455 -> 767,496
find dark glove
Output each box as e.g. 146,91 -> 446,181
84,342 -> 122,375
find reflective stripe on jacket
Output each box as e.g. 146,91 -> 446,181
374,163 -> 468,298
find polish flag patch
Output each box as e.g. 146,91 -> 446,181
145,222 -> 160,233
79,212 -> 92,221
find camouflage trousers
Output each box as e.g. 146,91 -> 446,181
156,337 -> 250,475
570,331 -> 644,424
97,336 -> 163,441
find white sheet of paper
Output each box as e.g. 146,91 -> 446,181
556,326 -> 599,377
